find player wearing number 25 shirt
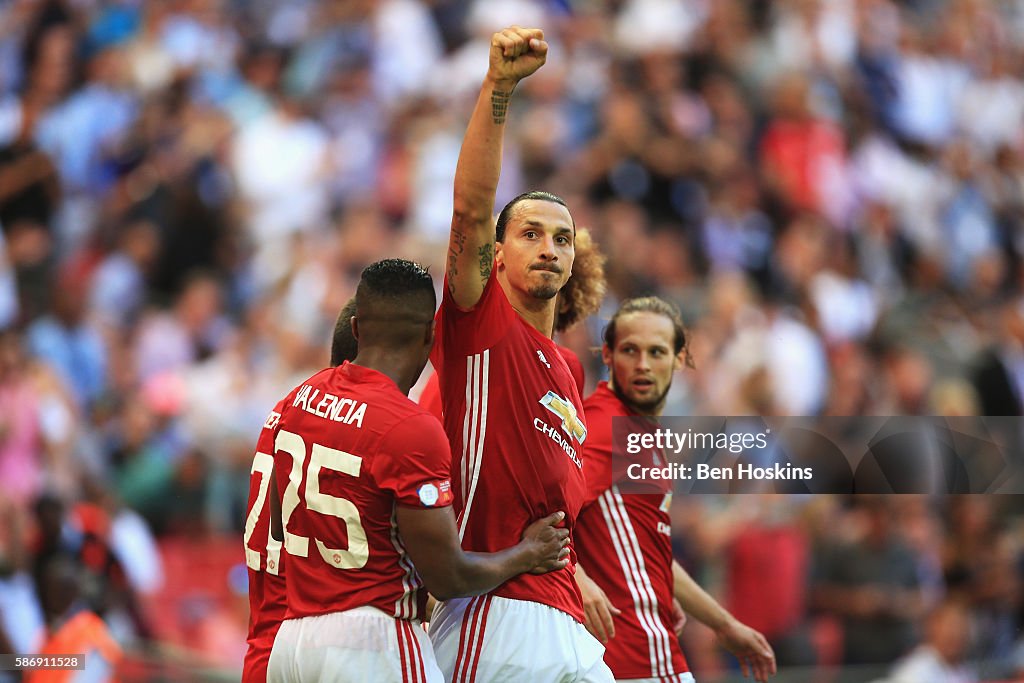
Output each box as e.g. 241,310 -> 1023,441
266,259 -> 570,683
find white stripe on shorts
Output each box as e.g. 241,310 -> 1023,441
455,595 -> 489,682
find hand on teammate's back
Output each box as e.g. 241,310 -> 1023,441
488,26 -> 548,85
521,511 -> 571,574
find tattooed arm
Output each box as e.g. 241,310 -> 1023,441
447,26 -> 548,309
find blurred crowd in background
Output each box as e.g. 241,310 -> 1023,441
1,0 -> 1024,679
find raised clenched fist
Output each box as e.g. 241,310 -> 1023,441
488,26 -> 548,86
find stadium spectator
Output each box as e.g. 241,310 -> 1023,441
24,554 -> 121,683
813,497 -> 932,668
884,599 -> 977,683
25,266 -> 107,410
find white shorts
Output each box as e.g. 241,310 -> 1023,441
267,606 -> 444,682
428,595 -> 614,683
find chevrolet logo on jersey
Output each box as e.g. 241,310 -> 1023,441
539,391 -> 587,444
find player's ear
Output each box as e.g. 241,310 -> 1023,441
673,351 -> 684,371
425,319 -> 436,348
601,344 -> 613,368
494,241 -> 504,268
350,316 -> 359,340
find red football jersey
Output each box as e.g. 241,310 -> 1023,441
277,362 -> 453,621
574,382 -> 690,679
560,344 -> 586,397
420,344 -> 585,421
419,370 -> 444,423
432,274 -> 587,621
243,398 -> 287,682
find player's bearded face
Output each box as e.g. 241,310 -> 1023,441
498,201 -> 574,301
604,312 -> 679,415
